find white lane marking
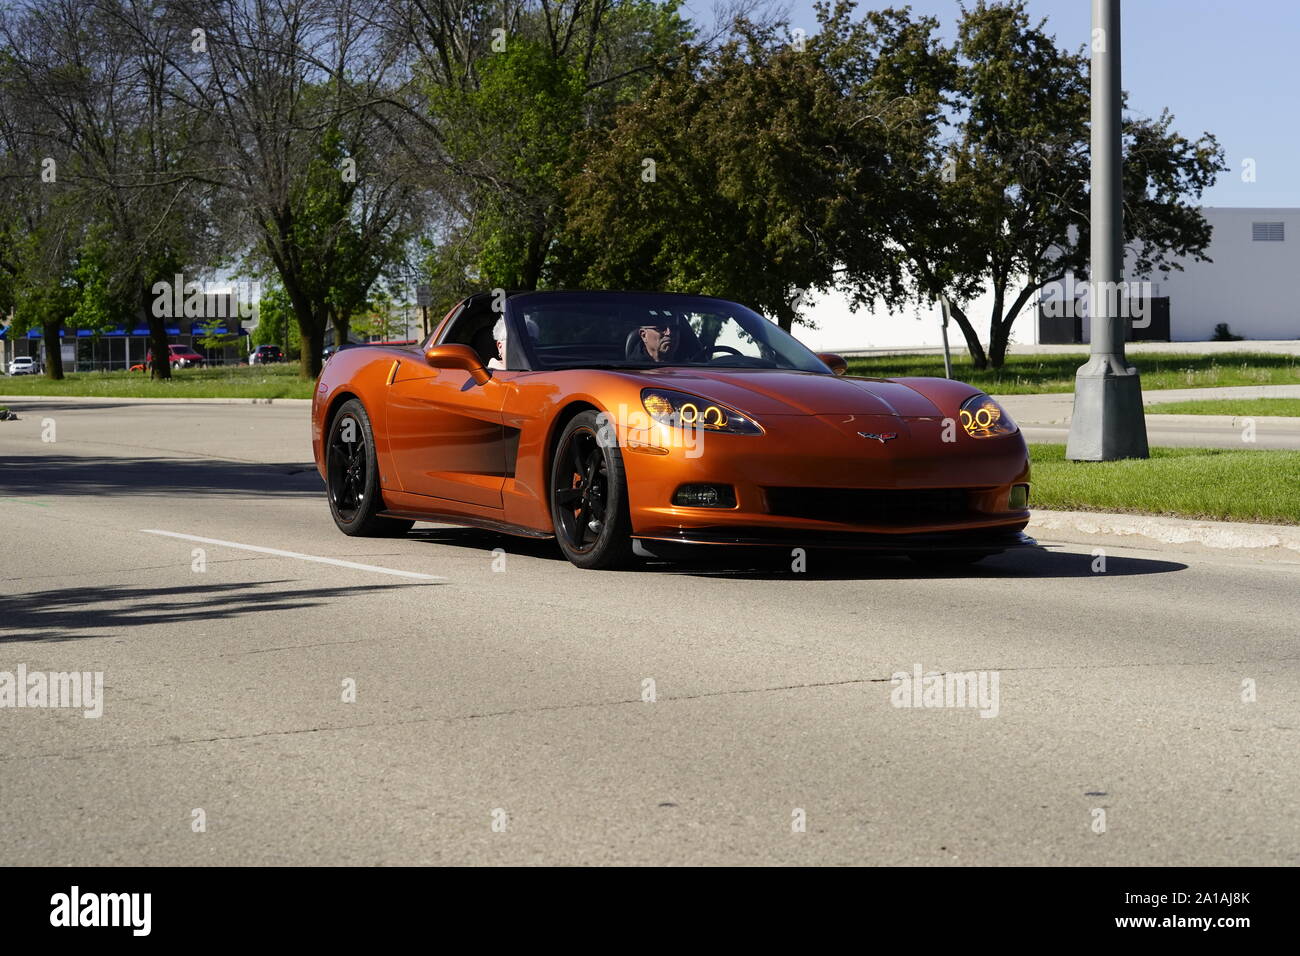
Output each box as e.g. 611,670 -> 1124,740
140,530 -> 444,581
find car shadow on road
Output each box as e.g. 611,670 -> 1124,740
0,455 -> 321,498
0,580 -> 413,643
667,546 -> 1187,580
406,527 -> 565,561
402,527 -> 1186,579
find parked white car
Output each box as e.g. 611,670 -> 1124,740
7,356 -> 39,375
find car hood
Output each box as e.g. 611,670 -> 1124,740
612,367 -> 947,417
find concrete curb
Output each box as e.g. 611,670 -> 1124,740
1028,509 -> 1300,561
0,395 -> 312,406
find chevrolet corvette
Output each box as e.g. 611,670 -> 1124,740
311,290 -> 1033,569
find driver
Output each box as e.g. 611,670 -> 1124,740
635,318 -> 679,363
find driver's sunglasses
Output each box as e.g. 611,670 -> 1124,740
641,323 -> 672,334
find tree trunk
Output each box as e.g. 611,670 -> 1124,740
332,308 -> 351,348
300,318 -> 324,379
988,282 -> 1044,370
988,319 -> 1013,370
42,322 -> 64,380
944,300 -> 989,369
143,283 -> 172,380
520,224 -> 546,291
280,277 -> 324,379
773,299 -> 795,333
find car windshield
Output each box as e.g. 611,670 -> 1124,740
508,292 -> 830,373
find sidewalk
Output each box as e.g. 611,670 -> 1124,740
1028,509 -> 1300,563
996,383 -> 1300,426
842,340 -> 1300,358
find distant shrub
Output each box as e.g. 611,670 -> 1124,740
1212,323 -> 1244,341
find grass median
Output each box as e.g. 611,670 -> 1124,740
847,352 -> 1300,394
0,364 -> 313,399
1145,398 -> 1300,417
1029,443 -> 1300,524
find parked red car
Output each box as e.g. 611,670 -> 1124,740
131,344 -> 206,371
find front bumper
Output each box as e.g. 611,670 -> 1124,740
634,526 -> 1035,552
621,413 -> 1032,542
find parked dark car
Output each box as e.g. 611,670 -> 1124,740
250,344 -> 286,365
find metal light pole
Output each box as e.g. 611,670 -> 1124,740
938,295 -> 954,380
1066,0 -> 1149,460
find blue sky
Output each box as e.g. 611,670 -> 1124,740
689,0 -> 1300,207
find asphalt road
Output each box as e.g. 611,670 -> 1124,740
1,400 -> 1297,865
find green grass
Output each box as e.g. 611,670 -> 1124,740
1145,398 -> 1300,417
1029,444 -> 1300,524
7,351 -> 1299,400
846,352 -> 1300,394
0,364 -> 313,399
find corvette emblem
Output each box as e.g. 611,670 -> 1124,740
857,431 -> 899,443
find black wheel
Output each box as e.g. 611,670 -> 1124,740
550,410 -> 635,569
908,550 -> 993,567
326,399 -> 413,537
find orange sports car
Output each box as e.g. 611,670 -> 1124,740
311,290 -> 1033,569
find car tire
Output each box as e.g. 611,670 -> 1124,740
549,410 -> 636,570
326,398 -> 413,538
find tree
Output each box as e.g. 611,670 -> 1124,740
559,18 -> 900,331
7,217 -> 124,379
250,282 -> 300,354
397,0 -> 695,292
128,0 -> 424,378
831,0 -> 1226,368
0,0 -> 217,380
355,289 -> 410,342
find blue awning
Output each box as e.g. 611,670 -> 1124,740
27,328 -> 65,338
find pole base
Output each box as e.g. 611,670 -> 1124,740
1065,356 -> 1150,461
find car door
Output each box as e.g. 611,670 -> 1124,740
385,357 -> 511,508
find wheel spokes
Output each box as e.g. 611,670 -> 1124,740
555,428 -> 613,553
331,417 -> 367,519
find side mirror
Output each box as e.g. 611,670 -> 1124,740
424,343 -> 491,385
817,352 -> 848,376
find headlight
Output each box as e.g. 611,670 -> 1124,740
641,388 -> 762,435
959,394 -> 1017,438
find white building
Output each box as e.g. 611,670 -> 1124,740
793,206 -> 1300,352
1119,207 -> 1298,341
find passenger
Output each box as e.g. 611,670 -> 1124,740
488,316 -> 538,370
488,317 -> 508,370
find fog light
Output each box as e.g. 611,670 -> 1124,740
1009,484 -> 1030,509
672,484 -> 736,508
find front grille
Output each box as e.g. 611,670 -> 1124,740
764,487 -> 975,525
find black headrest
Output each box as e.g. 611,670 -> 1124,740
625,328 -> 649,361
471,325 -> 497,365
